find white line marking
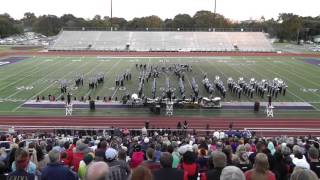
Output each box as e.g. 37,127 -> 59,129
12,58 -> 91,112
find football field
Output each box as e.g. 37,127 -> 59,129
0,56 -> 320,118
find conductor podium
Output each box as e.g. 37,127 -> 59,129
65,103 -> 73,116
266,106 -> 274,117
166,101 -> 173,116
265,95 -> 274,117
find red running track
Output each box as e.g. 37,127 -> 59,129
0,116 -> 319,137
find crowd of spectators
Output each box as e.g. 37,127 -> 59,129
0,126 -> 320,180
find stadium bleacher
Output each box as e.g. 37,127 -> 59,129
50,31 -> 274,52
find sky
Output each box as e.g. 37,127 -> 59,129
1,0 -> 319,21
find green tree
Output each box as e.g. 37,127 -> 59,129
110,17 -> 127,30
143,15 -> 163,29
277,13 -> 303,42
164,18 -> 174,29
193,10 -> 230,29
127,15 -> 163,29
193,10 -> 214,28
21,12 -> 37,30
60,14 -> 88,29
33,15 -> 62,36
172,14 -> 193,30
0,13 -> 23,38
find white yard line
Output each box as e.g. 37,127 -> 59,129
0,57 -> 47,81
205,59 -> 229,80
92,59 -> 122,98
111,87 -> 119,99
265,61 -> 320,88
12,59 -> 91,112
84,89 -> 93,98
112,58 -> 137,98
288,60 -> 320,79
242,62 -> 320,111
5,60 -> 75,99
262,63 -> 320,99
0,58 -> 60,91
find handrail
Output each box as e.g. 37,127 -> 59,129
2,125 -> 320,134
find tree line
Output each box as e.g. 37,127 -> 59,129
0,11 -> 319,43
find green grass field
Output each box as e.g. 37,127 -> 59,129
0,56 -> 320,118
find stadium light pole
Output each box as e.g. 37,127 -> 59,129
110,0 -> 113,30
212,0 -> 217,31
214,0 -> 217,14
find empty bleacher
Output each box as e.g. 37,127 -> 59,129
50,31 -> 274,52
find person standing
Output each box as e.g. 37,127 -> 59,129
67,93 -> 71,105
153,153 -> 185,180
244,153 -> 276,180
41,149 -> 78,180
7,148 -> 35,180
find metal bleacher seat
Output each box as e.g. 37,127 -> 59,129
51,31 -> 274,52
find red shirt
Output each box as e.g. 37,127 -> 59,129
65,147 -> 74,167
244,170 -> 276,180
72,152 -> 84,172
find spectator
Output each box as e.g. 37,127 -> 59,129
78,153 -> 94,180
142,148 -> 161,172
290,167 -> 318,180
7,148 -> 35,180
249,142 -> 265,165
244,143 -> 253,157
34,143 -> 47,172
220,166 -> 245,180
308,146 -> 320,178
272,151 -> 288,180
131,165 -> 154,180
196,148 -> 209,173
95,149 -> 106,162
72,141 -> 89,172
154,144 -> 162,162
291,145 -> 310,169
130,144 -> 145,168
179,151 -> 198,180
142,137 -> 150,152
105,147 -> 131,180
118,148 -> 130,163
85,161 -> 109,180
41,149 -> 77,180
267,142 -> 276,156
205,151 -> 227,180
167,144 -> 180,168
153,152 -> 185,180
236,151 -> 252,172
282,146 -> 295,174
6,146 -> 17,170
0,148 -> 7,161
0,160 -> 7,179
62,141 -> 73,167
11,148 -> 36,175
244,153 -> 276,180
223,145 -> 234,166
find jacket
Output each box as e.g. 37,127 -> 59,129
41,162 -> 77,180
154,168 -> 185,180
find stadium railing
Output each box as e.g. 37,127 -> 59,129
62,27 -> 264,32
2,125 -> 320,137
